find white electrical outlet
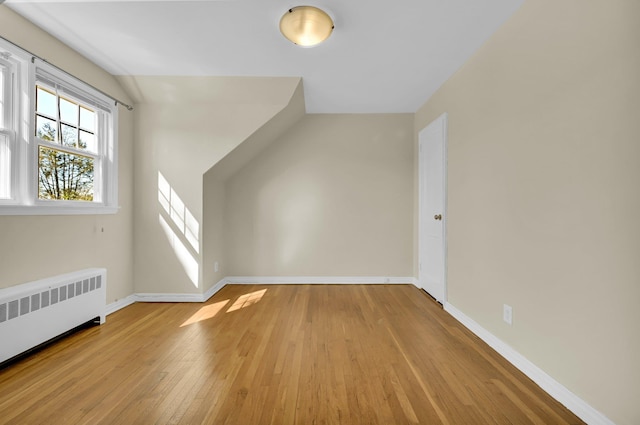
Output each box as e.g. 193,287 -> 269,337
503,304 -> 513,325
214,261 -> 219,273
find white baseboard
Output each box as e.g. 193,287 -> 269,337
106,278 -> 228,313
225,276 -> 415,285
105,294 -> 136,316
203,278 -> 227,301
444,302 -> 615,425
135,292 -> 206,303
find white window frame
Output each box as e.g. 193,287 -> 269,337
0,47 -> 26,207
0,38 -> 118,215
0,57 -> 15,200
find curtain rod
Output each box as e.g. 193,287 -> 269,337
0,35 -> 134,112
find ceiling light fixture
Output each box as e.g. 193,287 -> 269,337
279,6 -> 334,47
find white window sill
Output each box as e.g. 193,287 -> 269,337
0,204 -> 119,216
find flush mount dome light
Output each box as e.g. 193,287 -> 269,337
279,6 -> 334,47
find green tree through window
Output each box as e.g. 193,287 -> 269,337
37,123 -> 94,201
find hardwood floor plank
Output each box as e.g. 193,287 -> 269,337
0,285 -> 584,424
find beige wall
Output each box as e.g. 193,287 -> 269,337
126,76 -> 301,294
224,114 -> 414,277
0,6 -> 134,304
414,1 -> 640,423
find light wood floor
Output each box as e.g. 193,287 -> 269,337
0,284 -> 583,424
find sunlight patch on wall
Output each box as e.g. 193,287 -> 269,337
226,289 -> 267,313
159,214 -> 199,287
180,300 -> 230,327
158,171 -> 199,253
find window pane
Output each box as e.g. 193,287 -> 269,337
38,146 -> 94,201
60,97 -> 78,126
79,130 -> 95,152
80,107 -> 94,132
36,86 -> 56,118
61,123 -> 78,148
0,133 -> 10,199
36,115 -> 57,142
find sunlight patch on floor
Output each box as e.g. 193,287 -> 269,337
226,289 -> 267,313
180,300 -> 230,327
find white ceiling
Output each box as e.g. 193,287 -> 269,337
5,0 -> 523,113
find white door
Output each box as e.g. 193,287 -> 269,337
418,113 -> 447,303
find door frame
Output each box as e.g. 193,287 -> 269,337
418,112 -> 448,304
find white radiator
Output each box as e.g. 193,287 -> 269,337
0,268 -> 106,364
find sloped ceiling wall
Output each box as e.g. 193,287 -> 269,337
123,75 -> 302,294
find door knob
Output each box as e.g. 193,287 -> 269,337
434,214 -> 442,220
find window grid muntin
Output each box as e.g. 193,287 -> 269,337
35,85 -> 97,153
